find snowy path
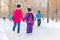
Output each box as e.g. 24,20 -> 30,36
0,18 -> 60,40
0,24 -> 9,40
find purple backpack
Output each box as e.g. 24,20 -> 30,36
26,13 -> 34,23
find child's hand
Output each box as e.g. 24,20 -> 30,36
23,20 -> 25,22
23,19 -> 25,22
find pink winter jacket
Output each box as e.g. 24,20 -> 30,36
13,9 -> 24,22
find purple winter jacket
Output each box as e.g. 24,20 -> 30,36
24,12 -> 34,24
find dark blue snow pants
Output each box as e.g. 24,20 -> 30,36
13,22 -> 20,33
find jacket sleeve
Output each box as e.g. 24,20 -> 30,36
32,13 -> 34,21
13,10 -> 16,20
24,13 -> 28,21
40,13 -> 44,18
36,13 -> 38,18
20,10 -> 24,21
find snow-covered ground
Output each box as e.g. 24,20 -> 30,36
0,18 -> 60,40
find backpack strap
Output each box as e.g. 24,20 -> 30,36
26,13 -> 34,21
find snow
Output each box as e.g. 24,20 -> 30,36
0,18 -> 60,40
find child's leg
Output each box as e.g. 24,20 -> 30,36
27,24 -> 29,34
17,22 -> 20,33
27,23 -> 33,34
37,20 -> 39,26
39,19 -> 41,26
30,24 -> 33,33
13,22 -> 17,31
37,19 -> 41,27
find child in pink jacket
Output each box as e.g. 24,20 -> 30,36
13,4 -> 24,33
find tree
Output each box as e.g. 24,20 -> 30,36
47,0 -> 49,23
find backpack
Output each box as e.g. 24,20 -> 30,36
9,16 -> 13,20
27,13 -> 34,21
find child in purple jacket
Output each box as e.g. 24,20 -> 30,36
24,8 -> 34,34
